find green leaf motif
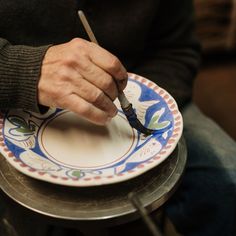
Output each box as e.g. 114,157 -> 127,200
148,115 -> 170,130
72,170 -> 81,178
8,116 -> 36,134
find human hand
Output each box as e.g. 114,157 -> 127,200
38,38 -> 128,125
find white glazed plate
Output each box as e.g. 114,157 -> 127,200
0,73 -> 183,186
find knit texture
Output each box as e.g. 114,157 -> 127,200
0,39 -> 50,112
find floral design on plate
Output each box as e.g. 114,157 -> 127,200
0,73 -> 183,186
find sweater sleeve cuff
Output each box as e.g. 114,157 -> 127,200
0,39 -> 51,113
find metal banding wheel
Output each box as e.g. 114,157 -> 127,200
0,136 -> 187,227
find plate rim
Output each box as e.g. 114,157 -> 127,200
0,72 -> 183,187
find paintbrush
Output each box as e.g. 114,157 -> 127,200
78,10 -> 155,135
128,192 -> 163,236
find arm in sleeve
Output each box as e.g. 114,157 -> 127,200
0,38 -> 51,112
133,0 -> 201,109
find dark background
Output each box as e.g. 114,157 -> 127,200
193,0 -> 236,141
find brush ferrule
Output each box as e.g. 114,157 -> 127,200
118,92 -> 130,109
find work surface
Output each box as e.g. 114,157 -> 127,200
0,137 -> 186,227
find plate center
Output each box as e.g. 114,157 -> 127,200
39,111 -> 136,169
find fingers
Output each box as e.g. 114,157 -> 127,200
88,42 -> 127,79
71,72 -> 118,117
39,63 -> 118,119
58,94 -> 113,125
39,38 -> 128,126
72,39 -> 128,91
89,42 -> 128,91
73,57 -> 118,101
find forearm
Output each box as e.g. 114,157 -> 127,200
0,38 -> 50,112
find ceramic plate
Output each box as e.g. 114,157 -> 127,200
0,73 -> 183,186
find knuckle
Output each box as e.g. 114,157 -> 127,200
63,54 -> 77,67
75,38 -> 89,51
57,66 -> 72,82
70,38 -> 89,57
91,90 -> 105,105
101,76 -> 114,91
70,38 -> 86,46
79,62 -> 93,73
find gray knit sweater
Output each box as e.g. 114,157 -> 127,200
0,0 -> 200,112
